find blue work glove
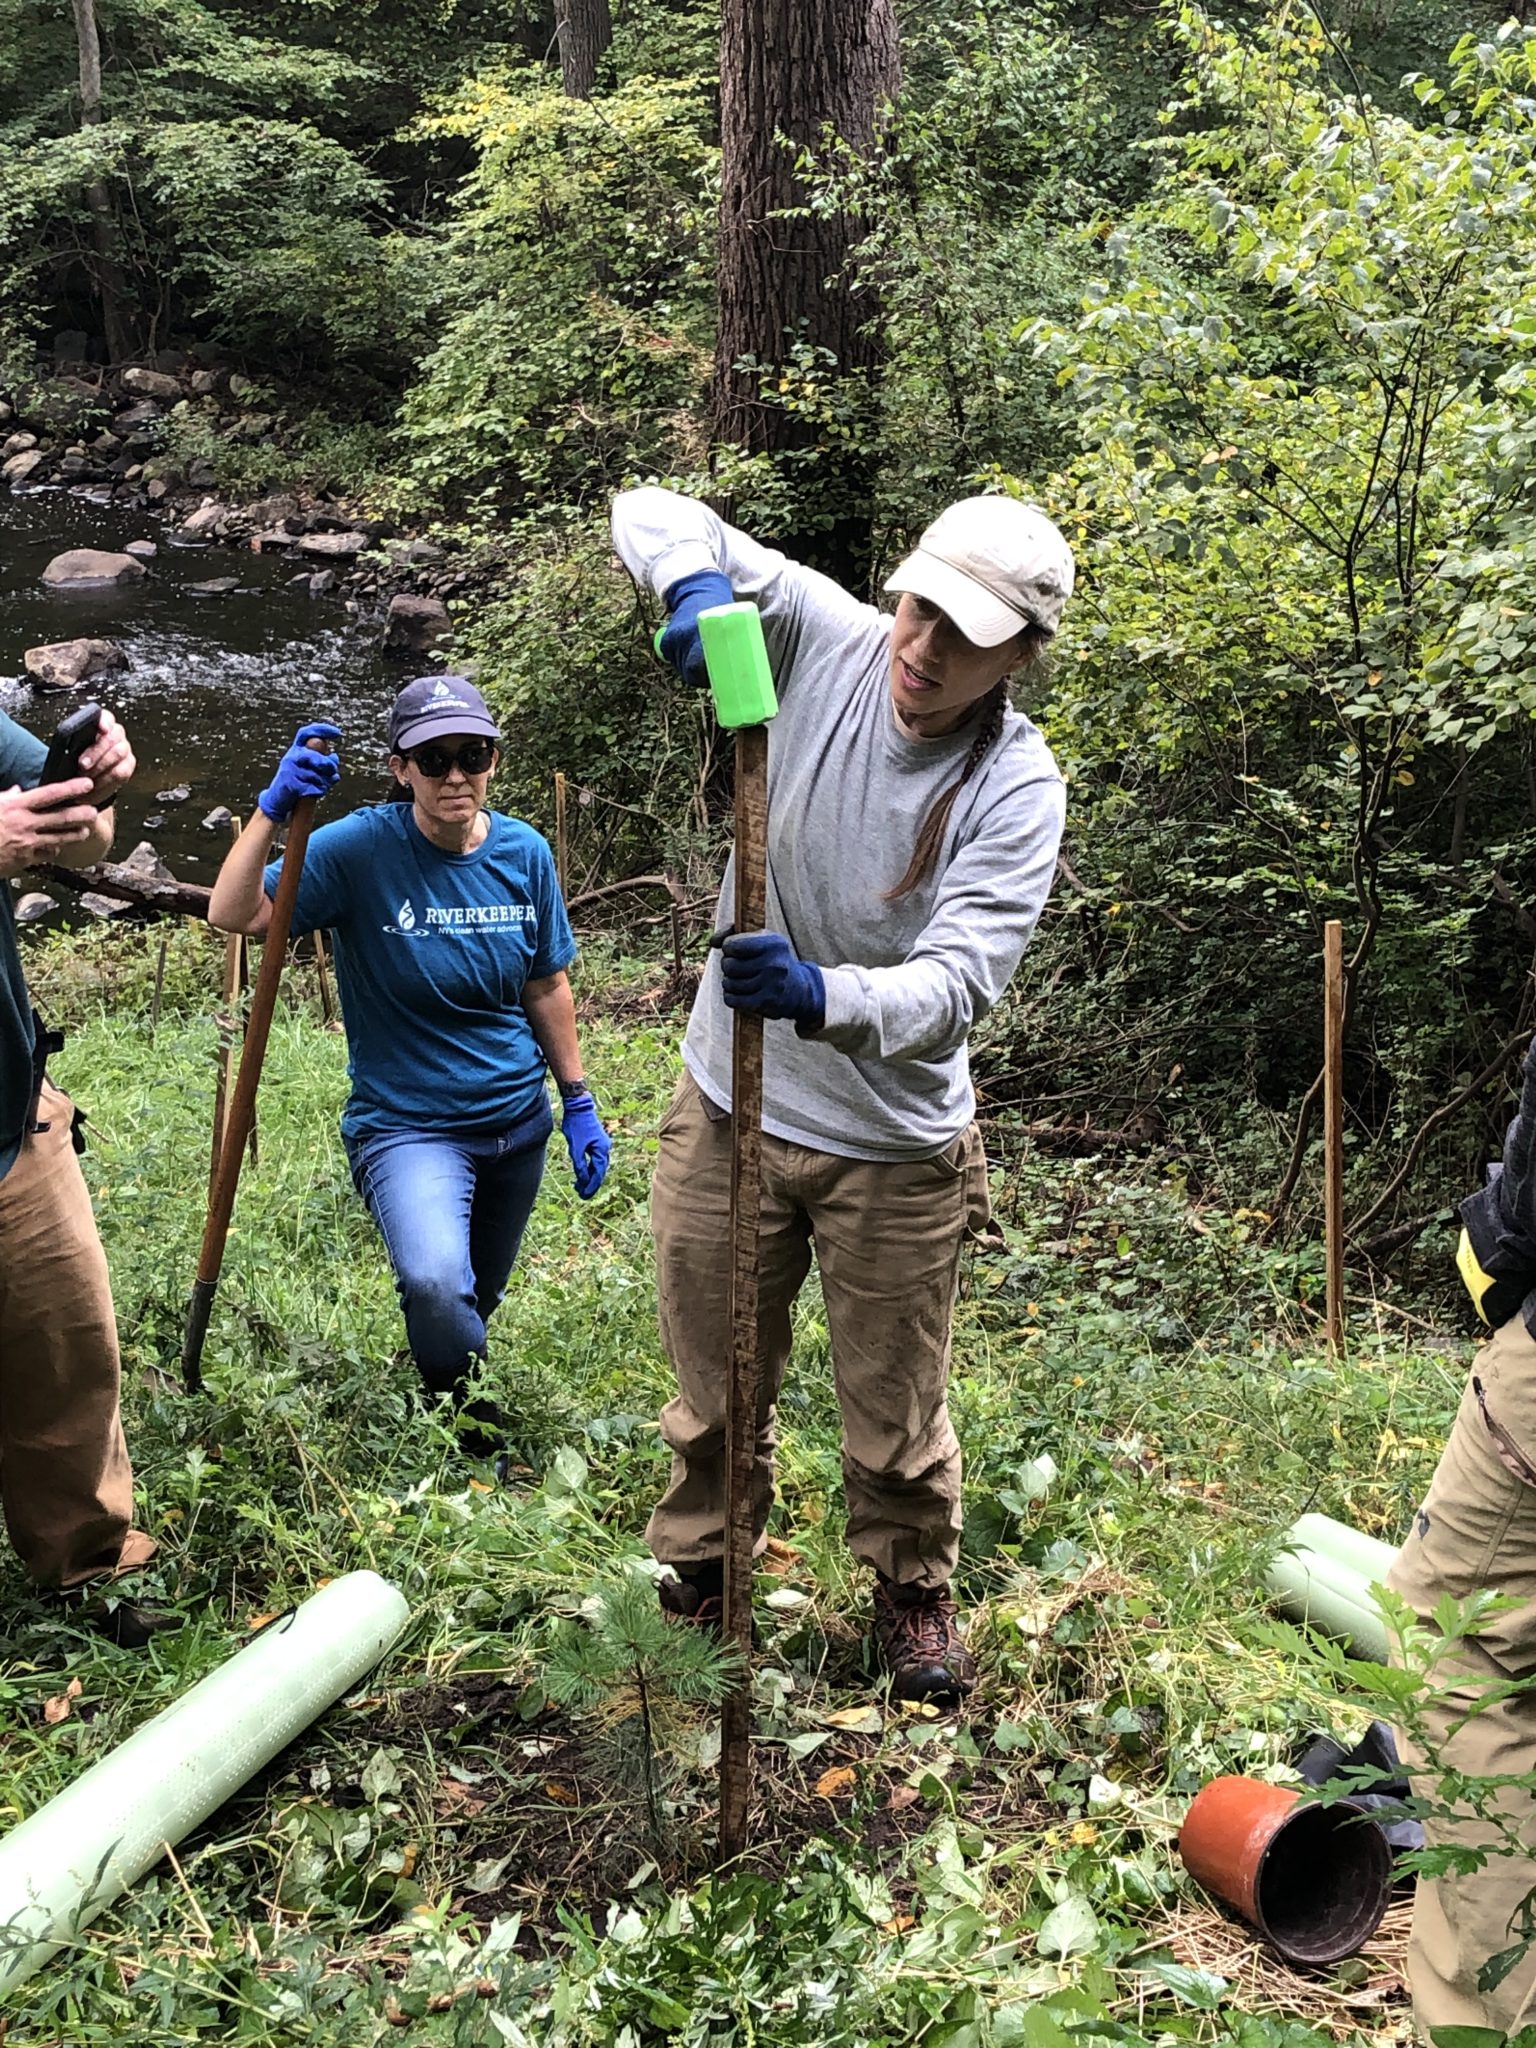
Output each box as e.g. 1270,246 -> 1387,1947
720,932 -> 826,1030
258,723 -> 342,822
561,1091 -> 612,1200
658,570 -> 734,690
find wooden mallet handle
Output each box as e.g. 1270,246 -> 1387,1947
183,743 -> 332,1391
697,601 -> 778,1863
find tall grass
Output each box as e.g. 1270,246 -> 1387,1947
0,923 -> 1459,2043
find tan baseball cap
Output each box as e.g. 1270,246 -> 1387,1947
885,496 -> 1075,646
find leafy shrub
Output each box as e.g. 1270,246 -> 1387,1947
394,69 -> 715,518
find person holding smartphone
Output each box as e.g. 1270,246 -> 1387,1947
0,703 -> 160,1635
209,678 -> 612,1465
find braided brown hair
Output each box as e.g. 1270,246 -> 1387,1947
885,629 -> 1050,902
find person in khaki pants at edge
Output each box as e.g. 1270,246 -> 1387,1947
1389,1035 -> 1536,2035
0,703 -> 160,1643
612,485 -> 1072,1704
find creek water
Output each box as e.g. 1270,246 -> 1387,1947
0,490 -> 402,919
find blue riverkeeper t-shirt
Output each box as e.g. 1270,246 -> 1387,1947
267,805 -> 576,1148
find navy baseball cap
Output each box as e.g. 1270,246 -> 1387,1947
389,675 -> 500,753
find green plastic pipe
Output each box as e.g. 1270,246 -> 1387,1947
1289,1511 -> 1397,1586
0,1569 -> 409,1999
1270,1521 -> 1392,1603
1267,1549 -> 1390,1663
1264,1515 -> 1398,1663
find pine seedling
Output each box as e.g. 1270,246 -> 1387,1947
546,1570 -> 740,1857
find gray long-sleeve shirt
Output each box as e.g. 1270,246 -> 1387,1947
612,487 -> 1066,1161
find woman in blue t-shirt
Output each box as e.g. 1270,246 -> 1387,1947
209,677 -> 611,1461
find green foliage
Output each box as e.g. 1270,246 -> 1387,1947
393,67 -> 715,517
546,1565 -> 737,1855
853,2 -> 1112,511
979,8 -> 1536,1228
132,119 -> 407,360
0,0 -> 525,378
1044,10 -> 1536,766
1280,1585 -> 1536,2000
157,396 -> 395,497
460,516 -> 711,873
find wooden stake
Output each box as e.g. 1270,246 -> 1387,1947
720,723 -> 767,1863
667,873 -> 684,984
313,926 -> 336,1028
148,934 -> 168,1040
183,798 -> 319,1391
554,771 -> 569,898
1324,919 -> 1345,1353
239,924 -> 257,1169
210,818 -> 244,1201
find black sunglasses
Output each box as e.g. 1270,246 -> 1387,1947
406,739 -> 497,778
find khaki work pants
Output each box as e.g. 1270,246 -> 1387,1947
646,1072 -> 991,1589
1388,1312 -> 1536,2037
0,1080 -> 153,1588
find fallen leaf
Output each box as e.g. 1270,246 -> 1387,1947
43,1677 -> 82,1726
782,1730 -> 829,1761
880,1913 -> 917,1934
435,1781 -> 488,1820
761,1537 -> 802,1576
466,1851 -> 512,1893
246,1612 -> 278,1632
544,1779 -> 579,1805
361,1749 -> 403,1801
820,1703 -> 883,1734
886,1785 -> 920,1812
815,1765 -> 857,1798
468,1477 -> 493,1494
1038,1893 -> 1100,1959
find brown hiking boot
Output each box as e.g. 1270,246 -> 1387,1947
872,1577 -> 976,1705
658,1564 -> 723,1635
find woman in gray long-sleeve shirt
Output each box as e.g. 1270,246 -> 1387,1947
612,486 -> 1071,1703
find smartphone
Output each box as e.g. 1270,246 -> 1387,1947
38,703 -> 109,807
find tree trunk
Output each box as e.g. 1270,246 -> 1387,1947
715,0 -> 900,587
554,0 -> 612,99
70,0 -> 134,364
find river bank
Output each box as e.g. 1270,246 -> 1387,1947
0,358 -> 497,616
0,490 -> 404,919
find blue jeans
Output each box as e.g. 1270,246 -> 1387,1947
345,1126 -> 547,1396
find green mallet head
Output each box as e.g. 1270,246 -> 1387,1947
652,599 -> 779,728
699,602 -> 779,730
